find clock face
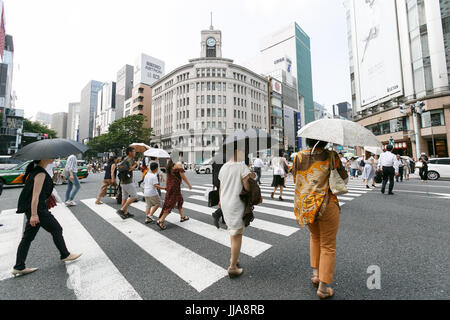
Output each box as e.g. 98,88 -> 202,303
206,37 -> 216,47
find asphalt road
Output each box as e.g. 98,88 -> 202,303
0,169 -> 449,300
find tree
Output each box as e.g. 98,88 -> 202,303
22,119 -> 58,147
84,114 -> 152,159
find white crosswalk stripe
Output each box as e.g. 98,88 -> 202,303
181,201 -> 298,237
81,199 -> 228,293
129,201 -> 272,256
52,205 -> 142,300
0,209 -> 24,281
0,175 -> 374,297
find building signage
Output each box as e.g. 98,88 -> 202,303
134,54 -> 165,87
271,79 -> 282,95
353,0 -> 403,110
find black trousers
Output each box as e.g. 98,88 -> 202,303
419,167 -> 428,181
14,209 -> 70,271
396,166 -> 404,182
381,166 -> 395,193
254,167 -> 262,184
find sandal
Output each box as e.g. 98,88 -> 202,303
317,287 -> 334,300
180,216 -> 190,222
156,220 -> 167,230
311,276 -> 320,288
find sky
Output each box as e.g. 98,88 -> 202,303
5,0 -> 351,119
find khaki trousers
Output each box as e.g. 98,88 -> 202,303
98,179 -> 115,198
308,201 -> 340,284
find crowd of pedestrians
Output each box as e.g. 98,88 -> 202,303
8,140 -> 430,300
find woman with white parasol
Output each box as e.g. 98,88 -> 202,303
296,119 -> 382,299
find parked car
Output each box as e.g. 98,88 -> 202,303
0,160 -> 89,190
195,158 -> 213,174
0,155 -> 21,170
415,158 -> 450,180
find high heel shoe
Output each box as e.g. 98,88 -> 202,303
227,267 -> 244,278
61,253 -> 82,262
311,275 -> 320,288
317,287 -> 334,299
11,268 -> 38,277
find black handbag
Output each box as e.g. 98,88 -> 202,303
208,189 -> 220,207
374,170 -> 383,184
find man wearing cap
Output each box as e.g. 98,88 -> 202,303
377,145 -> 399,195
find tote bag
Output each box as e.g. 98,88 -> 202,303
329,151 -> 348,196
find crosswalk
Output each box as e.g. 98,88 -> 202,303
0,178 -> 373,298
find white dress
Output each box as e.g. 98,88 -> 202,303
218,161 -> 251,235
362,157 -> 375,180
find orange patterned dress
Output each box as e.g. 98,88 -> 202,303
292,149 -> 348,227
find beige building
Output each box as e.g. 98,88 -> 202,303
150,25 -> 269,164
130,83 -> 152,129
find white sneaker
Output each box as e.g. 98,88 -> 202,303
70,200 -> 77,206
65,201 -> 72,207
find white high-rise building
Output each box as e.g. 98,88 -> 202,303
67,102 -> 80,141
93,81 -> 116,137
345,0 -> 450,158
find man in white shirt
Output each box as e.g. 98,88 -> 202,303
377,145 -> 399,195
64,154 -> 80,206
253,156 -> 264,185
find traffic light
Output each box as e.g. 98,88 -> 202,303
416,101 -> 425,115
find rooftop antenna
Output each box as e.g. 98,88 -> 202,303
210,12 -> 213,30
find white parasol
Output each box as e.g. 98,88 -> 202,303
297,119 -> 382,148
144,148 -> 171,158
364,146 -> 383,155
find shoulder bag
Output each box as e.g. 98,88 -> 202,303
329,151 -> 348,195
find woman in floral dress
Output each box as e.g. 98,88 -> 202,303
156,160 -> 192,230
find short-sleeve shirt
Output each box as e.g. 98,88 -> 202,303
143,172 -> 159,197
119,157 -> 135,184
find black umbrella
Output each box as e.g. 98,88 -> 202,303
12,138 -> 89,160
213,129 -> 280,164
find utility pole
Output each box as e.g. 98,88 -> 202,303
407,101 -> 425,160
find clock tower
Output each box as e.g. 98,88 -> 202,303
201,22 -> 222,58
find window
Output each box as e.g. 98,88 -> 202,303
212,121 -> 216,129
212,82 -> 215,91
218,108 -> 222,117
201,69 -> 205,77
223,96 -> 226,104
201,96 -> 205,104
201,82 -> 205,91
196,96 -> 200,104
187,97 -> 189,106
224,109 -> 227,117
206,69 -> 210,77
212,108 -> 216,117
421,110 -> 445,128
218,82 -> 221,91
212,69 -> 216,77
207,95 -> 211,104
212,95 -> 216,104
218,96 -> 222,104
223,82 -> 226,91
218,121 -> 222,129
201,109 -> 205,117
234,110 -> 236,118
207,108 -> 211,117
196,109 -> 200,117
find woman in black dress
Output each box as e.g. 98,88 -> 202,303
419,154 -> 428,182
12,159 -> 81,277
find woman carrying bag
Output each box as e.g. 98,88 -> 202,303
293,139 -> 348,299
12,159 -> 81,277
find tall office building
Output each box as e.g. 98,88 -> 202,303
35,111 -> 52,127
67,102 -> 80,141
79,80 -> 103,144
0,34 -> 13,110
345,0 -> 450,158
93,81 -> 116,137
115,64 -> 134,120
51,112 -> 68,139
333,102 -> 352,120
242,22 -> 314,151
